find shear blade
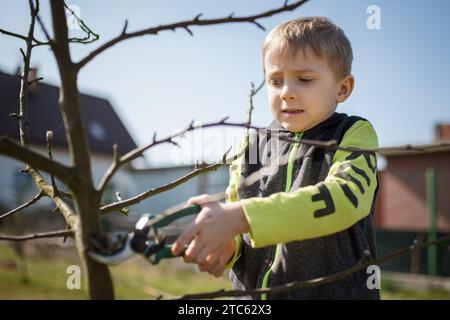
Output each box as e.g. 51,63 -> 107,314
87,233 -> 135,265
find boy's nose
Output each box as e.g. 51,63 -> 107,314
280,84 -> 298,100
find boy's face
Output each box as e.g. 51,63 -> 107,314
264,47 -> 352,132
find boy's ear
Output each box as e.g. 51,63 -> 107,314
336,75 -> 354,104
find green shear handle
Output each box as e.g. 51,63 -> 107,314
140,192 -> 227,264
146,204 -> 201,264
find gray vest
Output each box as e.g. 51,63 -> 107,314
230,112 -> 380,300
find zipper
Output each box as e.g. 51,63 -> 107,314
260,132 -> 302,300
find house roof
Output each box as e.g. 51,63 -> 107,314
0,70 -> 138,155
380,144 -> 450,157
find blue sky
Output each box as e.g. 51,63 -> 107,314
1,0 -> 450,166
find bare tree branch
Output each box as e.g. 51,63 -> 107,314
0,190 -> 45,221
3,0 -> 79,234
1,0 -> 48,47
98,116 -> 450,199
18,0 -> 41,146
0,230 -> 74,242
98,75 -> 265,199
99,78 -> 259,213
247,80 -> 265,127
97,144 -> 120,194
28,76 -> 44,85
100,148 -> 238,214
0,28 -> 28,41
49,0 -> 115,299
96,119 -> 257,194
100,77 -> 260,213
45,130 -> 59,196
280,137 -> 450,155
24,168 -> 78,228
0,135 -> 79,188
35,14 -> 52,44
0,27 -> 49,47
75,0 -> 310,71
173,234 -> 450,300
63,2 -> 99,44
4,0 -> 78,233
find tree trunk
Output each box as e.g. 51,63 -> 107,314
49,0 -> 114,299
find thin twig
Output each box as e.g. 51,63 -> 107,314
0,230 -> 74,242
98,116 -> 450,198
18,0 -> 41,146
173,234 -> 450,300
100,148 -> 237,214
279,137 -> 450,155
0,27 -> 49,47
97,78 -> 262,201
28,76 -> 43,85
45,130 -> 59,197
0,190 -> 45,221
63,2 -> 99,44
0,135 -> 79,188
35,12 -> 52,44
0,28 -> 28,41
96,119 -> 255,194
0,0 -> 79,237
244,80 -> 264,149
75,0 -> 310,70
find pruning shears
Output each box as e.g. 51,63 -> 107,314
87,192 -> 226,266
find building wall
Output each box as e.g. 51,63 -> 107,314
376,230 -> 450,277
126,165 -> 228,213
0,143 -> 230,235
0,145 -> 133,211
376,152 -> 450,232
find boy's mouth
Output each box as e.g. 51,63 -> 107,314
281,108 -> 304,114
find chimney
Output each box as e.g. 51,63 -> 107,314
434,124 -> 450,142
27,68 -> 38,91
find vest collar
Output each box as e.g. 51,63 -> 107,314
267,112 -> 347,140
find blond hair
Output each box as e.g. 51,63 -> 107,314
262,16 -> 353,79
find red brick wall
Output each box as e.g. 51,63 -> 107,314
376,152 -> 450,232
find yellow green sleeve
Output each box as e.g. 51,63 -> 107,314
225,136 -> 248,203
224,235 -> 243,270
223,136 -> 247,268
241,120 -> 379,248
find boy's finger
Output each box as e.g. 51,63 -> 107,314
182,237 -> 201,263
196,246 -> 216,265
205,252 -> 216,264
198,254 -> 219,272
210,263 -> 225,278
186,194 -> 211,206
171,222 -> 199,255
184,236 -> 205,262
198,261 -> 211,272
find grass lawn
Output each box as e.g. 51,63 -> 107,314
0,244 -> 230,299
0,244 -> 449,300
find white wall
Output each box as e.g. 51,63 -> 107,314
0,144 -> 132,210
0,144 -> 230,234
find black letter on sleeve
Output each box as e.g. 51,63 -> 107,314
345,151 -> 377,174
338,181 -> 358,208
312,183 -> 336,218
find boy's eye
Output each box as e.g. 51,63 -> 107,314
298,78 -> 313,83
268,79 -> 283,86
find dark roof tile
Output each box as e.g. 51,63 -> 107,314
0,70 -> 138,155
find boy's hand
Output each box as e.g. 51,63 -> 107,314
171,194 -> 249,273
196,238 -> 235,277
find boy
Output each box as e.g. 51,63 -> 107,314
172,16 -> 380,300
